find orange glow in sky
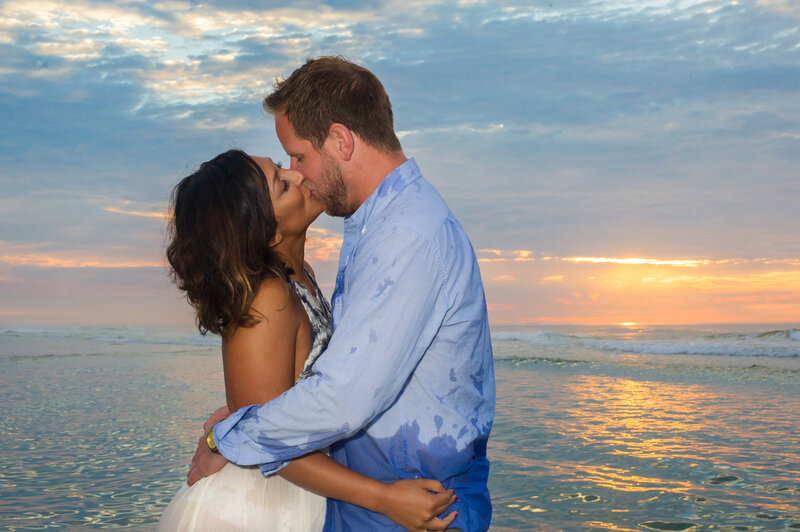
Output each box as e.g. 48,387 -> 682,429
479,252 -> 800,325
2,239 -> 798,326
565,257 -> 709,267
1,253 -> 162,268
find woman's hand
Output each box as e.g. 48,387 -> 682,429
374,478 -> 458,531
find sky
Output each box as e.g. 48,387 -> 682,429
1,0 -> 799,328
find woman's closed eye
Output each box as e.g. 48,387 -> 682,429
273,162 -> 289,193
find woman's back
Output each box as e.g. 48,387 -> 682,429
158,275 -> 331,532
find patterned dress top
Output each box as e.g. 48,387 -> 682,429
290,269 -> 332,381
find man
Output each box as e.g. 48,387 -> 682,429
192,56 -> 495,531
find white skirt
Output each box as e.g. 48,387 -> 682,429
157,463 -> 326,531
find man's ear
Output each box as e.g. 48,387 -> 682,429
327,123 -> 355,161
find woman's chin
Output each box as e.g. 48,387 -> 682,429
311,204 -> 325,220
303,211 -> 323,230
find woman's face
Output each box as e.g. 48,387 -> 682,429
251,155 -> 324,238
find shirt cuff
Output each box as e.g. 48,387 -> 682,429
213,405 -> 252,463
213,404 -> 292,474
259,460 -> 290,476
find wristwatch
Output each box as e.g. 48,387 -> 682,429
205,427 -> 219,454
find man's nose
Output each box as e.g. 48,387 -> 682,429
290,157 -> 298,170
287,170 -> 305,187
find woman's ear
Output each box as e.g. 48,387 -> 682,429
269,229 -> 284,247
327,123 -> 355,161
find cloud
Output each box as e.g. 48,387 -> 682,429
1,253 -> 162,268
104,203 -> 169,219
305,226 -> 343,263
30,38 -> 103,60
478,249 -> 536,262
141,60 -> 277,107
0,240 -> 163,268
639,270 -> 800,290
1,0 -> 165,32
566,257 -> 710,267
757,0 -> 800,18
397,123 -> 504,140
3,0 -> 800,326
487,303 -> 514,311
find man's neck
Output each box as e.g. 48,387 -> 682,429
349,149 -> 407,209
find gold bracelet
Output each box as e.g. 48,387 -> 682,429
206,427 -> 219,453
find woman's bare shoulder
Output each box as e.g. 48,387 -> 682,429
222,276 -> 301,409
249,275 -> 301,317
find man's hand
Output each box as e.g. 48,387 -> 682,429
203,405 -> 230,433
187,432 -> 229,486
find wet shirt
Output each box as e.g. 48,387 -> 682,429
214,158 -> 495,531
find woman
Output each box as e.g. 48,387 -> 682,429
158,150 -> 457,531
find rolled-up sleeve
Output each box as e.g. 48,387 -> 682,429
213,224 -> 448,473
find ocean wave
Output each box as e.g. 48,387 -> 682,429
0,327 -> 220,347
492,329 -> 800,358
9,352 -> 107,360
3,326 -> 797,357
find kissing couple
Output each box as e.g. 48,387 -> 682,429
158,56 -> 495,532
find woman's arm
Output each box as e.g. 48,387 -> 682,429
222,278 -> 457,531
281,453 -> 457,531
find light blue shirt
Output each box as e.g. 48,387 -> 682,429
214,158 -> 495,531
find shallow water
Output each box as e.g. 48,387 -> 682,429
1,326 -> 799,530
489,333 -> 800,531
1,334 -> 221,531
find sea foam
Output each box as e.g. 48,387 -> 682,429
0,326 -> 220,347
492,328 -> 800,358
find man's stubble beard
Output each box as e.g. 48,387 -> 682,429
320,155 -> 355,218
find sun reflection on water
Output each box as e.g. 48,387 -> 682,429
489,356 -> 800,531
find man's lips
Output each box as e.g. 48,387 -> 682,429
300,183 -> 314,197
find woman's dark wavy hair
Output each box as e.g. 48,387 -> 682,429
166,150 -> 287,337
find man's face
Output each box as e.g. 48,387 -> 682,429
274,110 -> 353,217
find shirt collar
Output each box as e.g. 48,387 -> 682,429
343,158 -> 421,232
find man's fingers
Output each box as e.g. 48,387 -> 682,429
423,511 -> 458,531
203,405 -> 230,432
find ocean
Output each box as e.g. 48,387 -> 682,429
1,324 -> 798,531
